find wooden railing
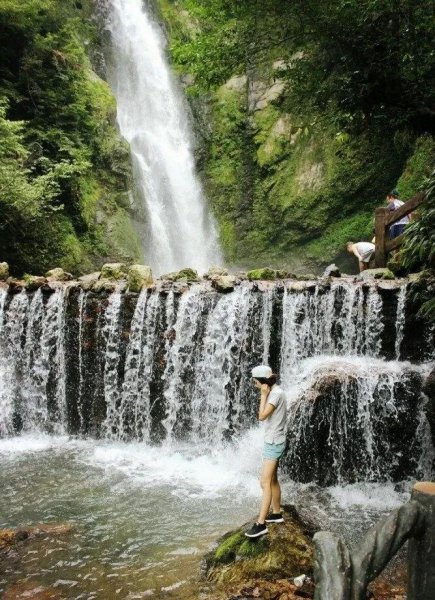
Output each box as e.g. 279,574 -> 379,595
313,481 -> 435,600
374,191 -> 426,267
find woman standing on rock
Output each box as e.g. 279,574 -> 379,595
245,365 -> 287,538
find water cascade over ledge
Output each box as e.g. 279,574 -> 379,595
0,278 -> 433,486
102,0 -> 222,274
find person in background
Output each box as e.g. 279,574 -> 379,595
245,365 -> 287,539
386,189 -> 409,239
346,241 -> 375,272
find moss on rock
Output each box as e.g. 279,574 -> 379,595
204,505 -> 316,585
162,268 -> 200,282
247,268 -> 277,281
100,263 -> 128,280
0,262 -> 9,280
128,264 -> 153,292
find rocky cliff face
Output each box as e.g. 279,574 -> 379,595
155,0 -> 435,273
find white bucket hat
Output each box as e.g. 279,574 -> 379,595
251,365 -> 272,379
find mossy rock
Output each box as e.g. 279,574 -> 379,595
162,268 -> 200,282
212,275 -> 236,293
23,274 -> 47,291
358,268 -> 395,281
295,273 -> 317,281
78,272 -> 101,291
0,262 -> 9,281
247,268 -> 277,281
205,266 -> 229,279
128,264 -> 153,292
100,263 -> 128,280
204,505 -> 316,585
91,278 -> 119,293
45,268 -> 73,282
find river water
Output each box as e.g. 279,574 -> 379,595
0,281 -> 432,597
0,430 -> 411,599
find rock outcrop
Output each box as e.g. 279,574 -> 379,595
127,264 -> 153,292
45,268 -> 73,282
204,505 -> 316,586
100,263 -> 128,280
0,262 -> 9,281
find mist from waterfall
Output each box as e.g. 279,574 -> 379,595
103,0 -> 222,275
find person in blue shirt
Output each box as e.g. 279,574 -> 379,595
386,189 -> 409,239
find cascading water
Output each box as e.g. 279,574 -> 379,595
103,0 -> 222,274
1,278 -> 434,598
0,278 -> 433,485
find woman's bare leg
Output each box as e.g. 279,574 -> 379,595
271,466 -> 281,513
258,459 -> 278,523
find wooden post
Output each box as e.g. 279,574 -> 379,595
407,482 -> 435,600
313,531 -> 351,600
374,207 -> 388,267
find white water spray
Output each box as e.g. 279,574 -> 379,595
104,0 -> 222,274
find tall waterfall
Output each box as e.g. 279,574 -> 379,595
104,0 -> 222,274
0,279 -> 434,484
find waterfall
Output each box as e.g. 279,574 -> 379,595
279,282 -> 385,385
395,284 -> 407,360
0,280 -> 433,484
283,356 -> 432,485
103,0 -> 222,274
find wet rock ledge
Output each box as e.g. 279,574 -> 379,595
0,261 -> 431,294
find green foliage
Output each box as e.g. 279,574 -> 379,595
402,170 -> 435,271
159,0 -> 434,269
0,0 -> 140,275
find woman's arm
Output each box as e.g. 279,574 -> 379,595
258,384 -> 276,421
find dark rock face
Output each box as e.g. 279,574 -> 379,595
281,362 -> 429,485
322,264 -> 341,278
423,367 -> 435,450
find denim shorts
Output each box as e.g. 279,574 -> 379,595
263,442 -> 285,461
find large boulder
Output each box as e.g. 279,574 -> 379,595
78,272 -> 101,291
282,359 -> 425,485
0,262 -> 9,280
247,268 -> 276,281
161,268 -> 199,282
357,268 -> 395,281
205,266 -> 229,280
127,264 -> 153,292
203,505 -> 315,585
45,268 -> 73,282
23,275 -> 48,291
100,262 -> 128,280
212,275 -> 236,293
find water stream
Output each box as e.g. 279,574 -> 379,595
103,0 -> 222,274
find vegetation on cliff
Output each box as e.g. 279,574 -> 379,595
158,0 -> 435,270
0,0 -> 141,275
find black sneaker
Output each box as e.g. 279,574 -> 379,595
244,522 -> 268,538
265,513 -> 284,523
